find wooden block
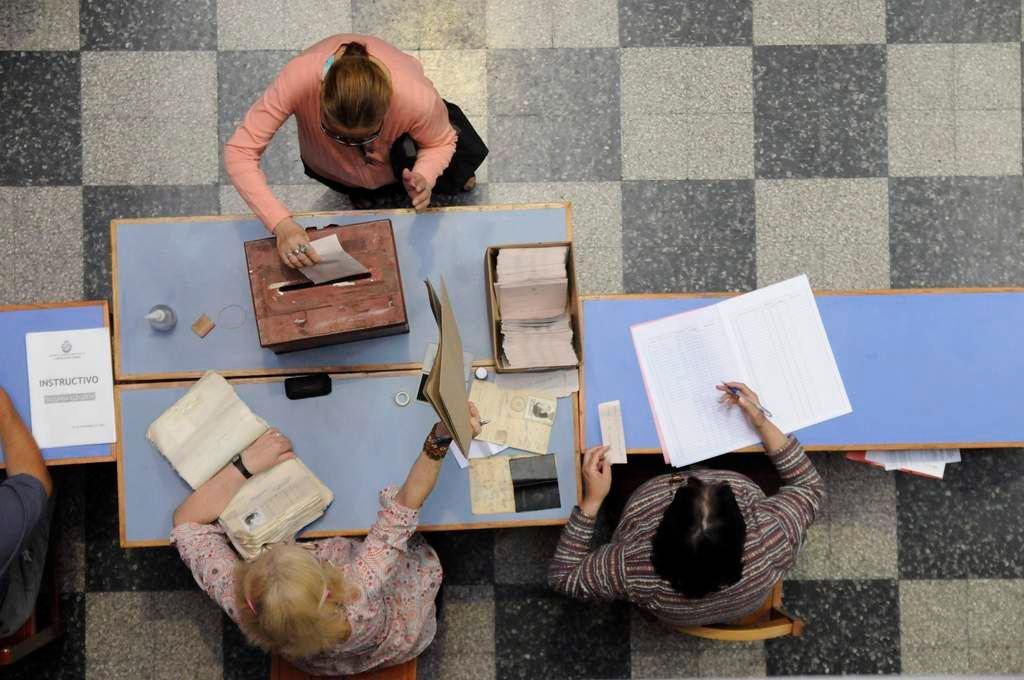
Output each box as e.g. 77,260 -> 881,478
191,314 -> 215,338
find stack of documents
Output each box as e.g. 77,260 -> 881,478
147,371 -> 333,560
847,449 -> 961,479
494,246 -> 578,369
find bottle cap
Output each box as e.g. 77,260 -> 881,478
474,367 -> 488,380
145,309 -> 167,323
394,391 -> 411,407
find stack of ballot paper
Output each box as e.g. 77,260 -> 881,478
847,449 -> 961,479
147,371 -> 333,560
494,246 -> 578,369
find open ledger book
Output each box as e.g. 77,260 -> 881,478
147,372 -> 333,560
631,275 -> 851,467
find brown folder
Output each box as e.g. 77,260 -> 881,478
423,277 -> 473,455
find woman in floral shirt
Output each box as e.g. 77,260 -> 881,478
170,404 -> 481,676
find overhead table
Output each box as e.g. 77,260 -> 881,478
579,289 -> 1024,453
112,204 -> 572,380
0,301 -> 114,466
116,373 -> 581,547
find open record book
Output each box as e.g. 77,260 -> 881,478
147,372 -> 333,560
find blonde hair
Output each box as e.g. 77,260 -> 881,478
234,544 -> 355,658
321,41 -> 392,131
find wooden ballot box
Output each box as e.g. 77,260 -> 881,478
244,220 -> 408,353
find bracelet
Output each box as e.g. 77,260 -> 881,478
422,425 -> 453,461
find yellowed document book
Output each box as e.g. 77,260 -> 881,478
469,380 -> 555,455
469,456 -> 515,515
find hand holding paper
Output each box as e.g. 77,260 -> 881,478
299,234 -> 370,285
422,278 -> 474,455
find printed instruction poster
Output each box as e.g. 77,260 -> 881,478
25,328 -> 116,448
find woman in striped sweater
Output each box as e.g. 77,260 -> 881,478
548,382 -> 824,626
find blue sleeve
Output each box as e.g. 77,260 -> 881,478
0,474 -> 49,571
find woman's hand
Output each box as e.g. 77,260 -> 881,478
431,401 -> 482,440
273,217 -> 320,269
402,169 -> 432,211
580,445 -> 612,518
241,429 -> 296,475
717,381 -> 767,428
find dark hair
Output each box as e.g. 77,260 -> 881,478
321,42 -> 391,130
651,478 -> 746,599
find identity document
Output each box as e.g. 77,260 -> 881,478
631,275 -> 851,467
25,328 -> 116,449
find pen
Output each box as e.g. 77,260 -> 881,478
480,419 -> 491,426
720,381 -> 773,419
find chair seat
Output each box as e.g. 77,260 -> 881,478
676,580 -> 804,642
271,654 -> 417,680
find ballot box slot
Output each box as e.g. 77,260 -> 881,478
276,271 -> 373,293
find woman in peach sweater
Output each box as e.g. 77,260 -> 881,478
225,34 -> 478,268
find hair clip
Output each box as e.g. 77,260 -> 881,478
245,597 -> 258,617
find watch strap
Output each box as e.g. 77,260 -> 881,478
231,453 -> 254,479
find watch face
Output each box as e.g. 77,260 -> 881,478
435,436 -> 453,446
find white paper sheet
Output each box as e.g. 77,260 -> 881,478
448,439 -> 510,469
299,234 -> 370,285
865,449 -> 960,478
25,328 -> 116,449
598,400 -> 628,464
631,275 -> 851,467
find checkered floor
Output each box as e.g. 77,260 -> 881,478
2,1 -> 1024,678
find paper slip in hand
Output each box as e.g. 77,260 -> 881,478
598,401 -> 628,465
299,234 -> 370,285
449,440 -> 510,469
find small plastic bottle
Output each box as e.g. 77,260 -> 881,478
145,305 -> 177,332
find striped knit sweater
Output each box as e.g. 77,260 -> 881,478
548,437 -> 824,626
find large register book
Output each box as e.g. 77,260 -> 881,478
147,372 -> 333,559
630,275 -> 851,467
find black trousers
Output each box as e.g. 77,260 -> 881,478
303,100 -> 488,202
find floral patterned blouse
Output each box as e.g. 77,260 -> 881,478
170,485 -> 442,676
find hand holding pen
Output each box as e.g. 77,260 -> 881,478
716,381 -> 772,428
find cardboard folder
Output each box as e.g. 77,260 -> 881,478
423,278 -> 473,455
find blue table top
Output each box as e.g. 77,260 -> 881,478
118,373 -> 579,545
114,206 -> 569,379
581,292 -> 1024,451
0,304 -> 113,465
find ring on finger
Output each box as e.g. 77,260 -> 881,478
297,244 -> 309,254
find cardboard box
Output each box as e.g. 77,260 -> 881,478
484,241 -> 581,373
244,220 -> 408,354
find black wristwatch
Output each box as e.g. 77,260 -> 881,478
231,453 -> 254,479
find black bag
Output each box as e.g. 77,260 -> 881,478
390,100 -> 489,195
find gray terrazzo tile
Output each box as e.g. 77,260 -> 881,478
574,245 -> 625,294
81,184 -> 220,303
896,448 -> 1024,578
902,642 -> 972,675
51,466 -> 86,594
754,0 -> 886,45
818,0 -> 887,43
217,50 -> 306,186
755,178 -> 890,289
79,0 -> 217,50
488,113 -> 621,182
966,579 -> 1024,645
954,43 -> 1021,110
619,0 -> 753,47
765,579 -> 900,674
352,0 -> 484,49
81,52 -> 218,185
493,525 -> 562,584
888,110 -> 957,176
621,47 -> 753,114
216,0 -> 351,50
887,44 -> 955,111
969,644 -> 1024,674
788,523 -> 831,580
955,108 -> 1023,175
631,609 -> 766,678
0,0 -> 78,50
623,113 -> 754,180
0,187 -> 83,305
87,591 -> 223,679
553,0 -> 619,47
887,0 -> 1020,42
485,0 -> 551,48
424,530 -> 495,585
414,49 -> 487,119
0,51 -> 81,186
222,611 -> 270,680
495,584 -> 630,679
486,181 -> 621,250
889,177 -> 1024,287
899,579 -> 969,673
622,180 -> 755,293
488,48 -> 620,118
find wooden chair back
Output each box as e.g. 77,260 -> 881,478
271,654 -> 417,680
675,580 -> 804,642
0,524 -> 65,665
